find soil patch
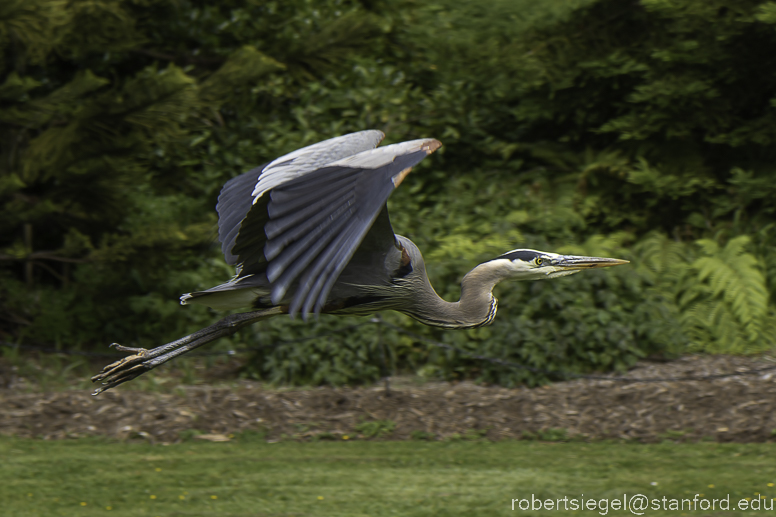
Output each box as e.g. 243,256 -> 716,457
1,355 -> 775,443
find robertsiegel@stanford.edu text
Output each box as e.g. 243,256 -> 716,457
511,493 -> 775,515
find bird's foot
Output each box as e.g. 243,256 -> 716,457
90,310 -> 278,395
92,343 -> 148,380
91,343 -> 152,395
91,363 -> 150,395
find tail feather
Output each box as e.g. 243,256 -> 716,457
181,283 -> 270,311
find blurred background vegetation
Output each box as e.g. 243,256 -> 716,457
2,0 -> 776,387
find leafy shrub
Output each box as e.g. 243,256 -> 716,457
4,0 -> 776,389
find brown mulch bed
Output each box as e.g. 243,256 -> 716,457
1,355 -> 776,443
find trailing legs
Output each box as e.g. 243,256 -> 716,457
91,308 -> 282,394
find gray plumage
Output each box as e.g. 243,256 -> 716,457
183,130 -> 439,316
92,130 -> 628,394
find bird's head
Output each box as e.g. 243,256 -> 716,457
487,248 -> 629,282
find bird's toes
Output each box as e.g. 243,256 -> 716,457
92,348 -> 150,382
91,363 -> 149,395
109,343 -> 150,354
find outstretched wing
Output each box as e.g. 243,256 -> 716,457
216,130 -> 386,268
262,138 -> 441,316
220,134 -> 441,318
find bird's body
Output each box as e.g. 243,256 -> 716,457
92,130 -> 628,394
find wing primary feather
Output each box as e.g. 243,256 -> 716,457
216,165 -> 266,262
268,210 -> 353,301
267,171 -> 356,215
266,194 -> 355,250
229,195 -> 270,271
310,221 -> 375,314
294,224 -> 361,316
291,227 -> 358,317
266,180 -> 356,235
264,196 -> 354,262
312,254 -> 352,314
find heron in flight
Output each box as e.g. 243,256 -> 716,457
92,130 -> 627,394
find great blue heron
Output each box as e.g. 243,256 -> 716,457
91,130 -> 628,394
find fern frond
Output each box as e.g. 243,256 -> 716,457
632,231 -> 695,289
682,235 -> 771,353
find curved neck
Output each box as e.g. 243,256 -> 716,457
401,261 -> 506,329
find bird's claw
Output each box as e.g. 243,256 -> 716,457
91,363 -> 149,395
108,342 -> 149,354
91,343 -> 150,395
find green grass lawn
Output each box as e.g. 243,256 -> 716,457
2,436 -> 775,516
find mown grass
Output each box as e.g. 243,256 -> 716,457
2,436 -> 775,516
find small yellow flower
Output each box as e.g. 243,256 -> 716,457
27,493 -> 32,497
80,502 -> 87,506
746,497 -> 752,501
342,435 -> 350,440
769,483 -> 775,487
155,467 -> 161,472
179,495 -> 185,500
150,495 -> 156,499
708,484 -> 714,488
762,496 -> 766,499
318,496 -> 324,500
106,506 -> 112,510
210,495 -> 218,500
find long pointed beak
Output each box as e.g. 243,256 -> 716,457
551,255 -> 630,271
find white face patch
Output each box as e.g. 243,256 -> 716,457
545,269 -> 582,279
506,250 -> 624,279
505,251 -> 581,281
479,249 -> 627,287
507,252 -> 558,268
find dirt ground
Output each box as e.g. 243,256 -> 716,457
2,355 -> 776,443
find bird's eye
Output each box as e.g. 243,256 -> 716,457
535,257 -> 543,265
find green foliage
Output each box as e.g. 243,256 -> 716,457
4,0 -> 776,388
241,317 -> 385,386
355,420 -> 397,439
410,430 -> 436,441
522,428 -> 570,442
0,0 -> 389,349
683,237 -> 776,353
630,233 -> 776,355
